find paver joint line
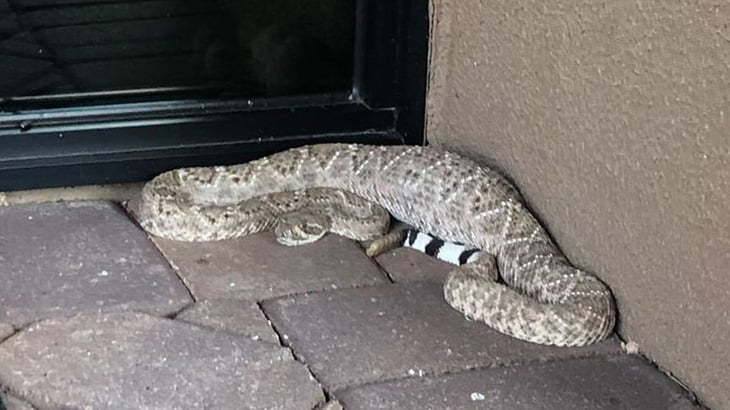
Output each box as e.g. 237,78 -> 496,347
0,199 -> 703,409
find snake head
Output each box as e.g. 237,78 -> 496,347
274,211 -> 331,246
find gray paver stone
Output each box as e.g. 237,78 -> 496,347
0,312 -> 324,410
262,280 -> 621,390
374,247 -> 453,283
0,323 -> 13,341
0,201 -> 192,326
336,355 -> 695,410
151,232 -> 387,300
175,299 -> 279,344
0,390 -> 35,410
669,397 -> 706,410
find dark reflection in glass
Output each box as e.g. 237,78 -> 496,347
0,0 -> 355,99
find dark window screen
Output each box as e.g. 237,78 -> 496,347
0,0 -> 429,191
0,0 -> 355,100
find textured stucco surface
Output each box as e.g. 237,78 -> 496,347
426,1 -> 729,408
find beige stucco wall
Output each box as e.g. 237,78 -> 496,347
426,1 -> 729,408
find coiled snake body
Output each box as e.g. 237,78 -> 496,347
137,143 -> 615,346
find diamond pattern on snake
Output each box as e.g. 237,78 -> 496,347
137,143 -> 616,346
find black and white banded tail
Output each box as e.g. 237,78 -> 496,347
365,227 -> 486,265
399,229 -> 485,265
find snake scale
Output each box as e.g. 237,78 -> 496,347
137,143 -> 615,346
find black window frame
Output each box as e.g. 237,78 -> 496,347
0,0 -> 428,191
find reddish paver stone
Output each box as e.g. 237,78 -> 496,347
335,355 -> 695,410
0,312 -> 324,410
151,232 -> 387,301
0,201 -> 192,326
374,247 -> 453,283
262,280 -> 621,390
175,299 -> 280,344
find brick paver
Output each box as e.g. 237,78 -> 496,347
262,280 -> 621,391
175,299 -> 280,344
335,355 -> 699,410
0,200 -> 704,409
151,232 -> 387,301
0,201 -> 192,326
374,247 -> 453,282
0,312 -> 324,410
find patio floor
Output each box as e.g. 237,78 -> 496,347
0,200 -> 703,409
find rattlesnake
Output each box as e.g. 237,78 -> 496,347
137,143 -> 615,346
